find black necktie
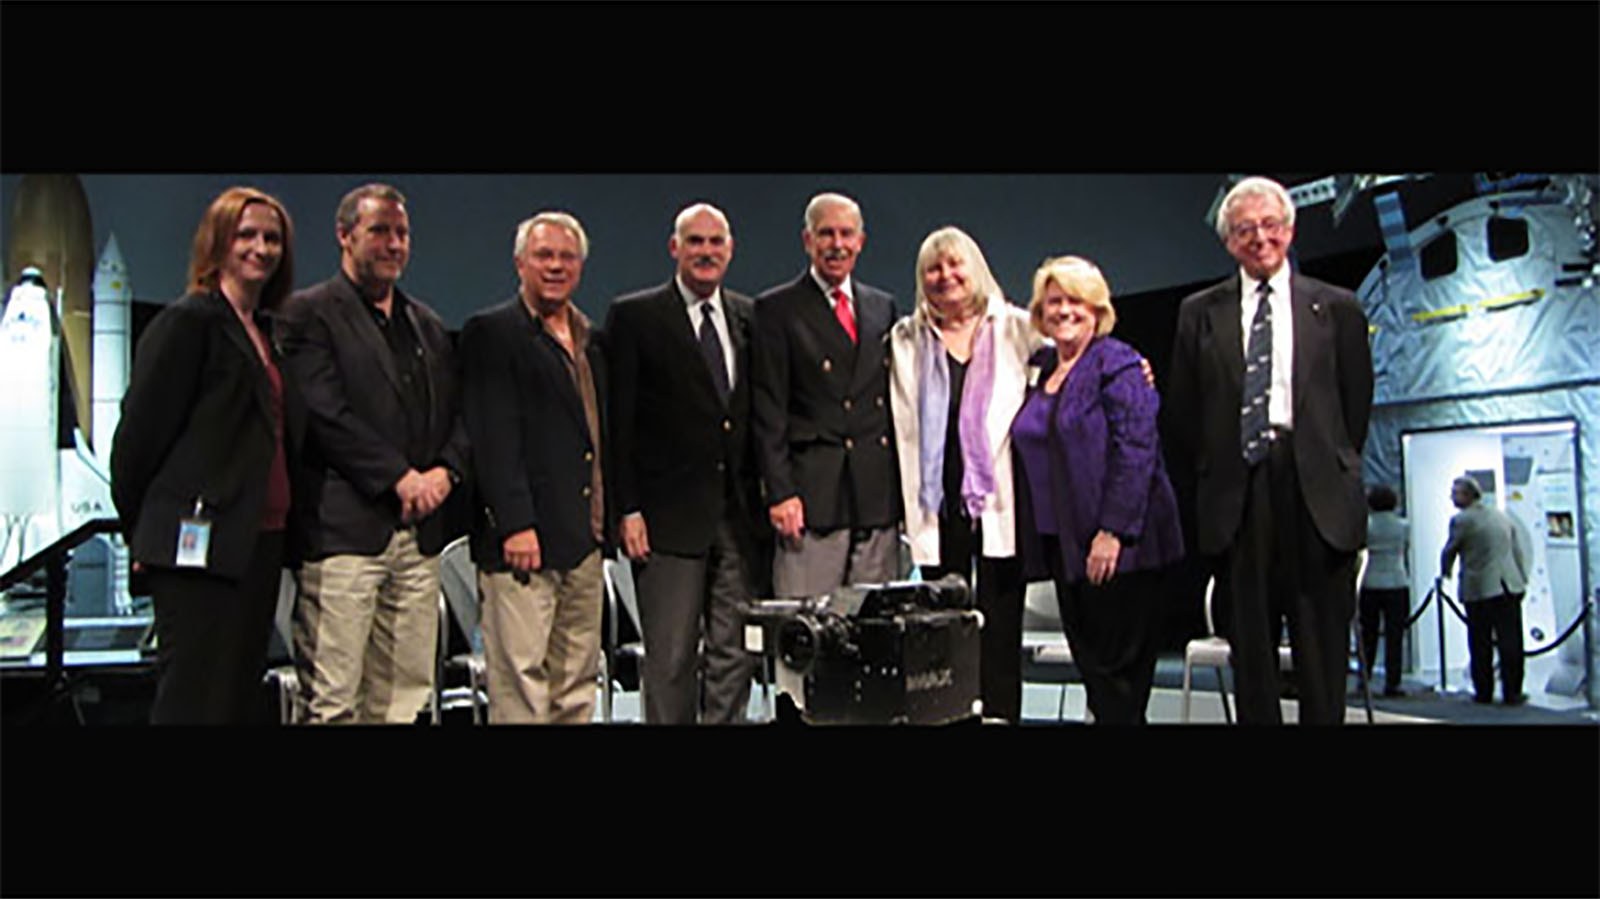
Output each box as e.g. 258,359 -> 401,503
698,301 -> 731,403
1240,281 -> 1273,466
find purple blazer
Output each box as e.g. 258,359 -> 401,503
1012,337 -> 1184,584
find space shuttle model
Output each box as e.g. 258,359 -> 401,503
2,175 -> 132,614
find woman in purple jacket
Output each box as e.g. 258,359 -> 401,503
1011,256 -> 1184,724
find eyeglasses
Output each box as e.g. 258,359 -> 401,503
1229,218 -> 1289,240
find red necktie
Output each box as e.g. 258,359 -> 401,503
832,287 -> 857,344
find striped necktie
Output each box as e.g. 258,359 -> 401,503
1240,281 -> 1273,466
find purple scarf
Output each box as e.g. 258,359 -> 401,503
916,312 -> 997,519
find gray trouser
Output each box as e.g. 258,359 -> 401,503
634,517 -> 754,724
772,525 -> 900,599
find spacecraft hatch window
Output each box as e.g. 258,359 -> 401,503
1419,231 -> 1458,280
1486,216 -> 1530,262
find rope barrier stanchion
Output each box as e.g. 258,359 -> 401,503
1403,586 -> 1435,631
1589,589 -> 1597,713
1523,598 -> 1596,658
1437,587 -> 1470,625
1435,576 -> 1449,694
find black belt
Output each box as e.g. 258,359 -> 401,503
1266,426 -> 1293,443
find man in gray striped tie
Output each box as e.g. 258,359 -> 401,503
1167,176 -> 1374,725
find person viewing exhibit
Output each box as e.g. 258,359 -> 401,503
1440,474 -> 1532,705
1359,485 -> 1410,697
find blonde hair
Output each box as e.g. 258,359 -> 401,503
913,226 -> 999,323
515,211 -> 590,260
1028,255 -> 1115,337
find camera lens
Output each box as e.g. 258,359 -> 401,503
778,617 -> 822,673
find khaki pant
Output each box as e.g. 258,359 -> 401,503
479,550 -> 603,724
293,529 -> 440,724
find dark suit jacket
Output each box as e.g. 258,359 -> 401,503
1166,272 -> 1373,556
278,274 -> 469,559
751,272 -> 899,531
605,281 -> 763,560
1014,340 -> 1184,584
111,290 -> 307,580
459,296 -> 609,573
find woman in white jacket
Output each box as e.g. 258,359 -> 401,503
888,226 -> 1040,722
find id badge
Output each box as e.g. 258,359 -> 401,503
175,499 -> 212,568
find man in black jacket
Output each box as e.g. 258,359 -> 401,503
752,192 -> 900,598
460,211 -> 608,724
606,203 -> 761,724
1167,176 -> 1373,725
279,183 -> 469,724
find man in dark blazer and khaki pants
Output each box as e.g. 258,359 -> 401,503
279,184 -> 469,724
753,192 -> 900,598
460,211 -> 609,724
606,203 -> 762,724
1168,176 -> 1374,725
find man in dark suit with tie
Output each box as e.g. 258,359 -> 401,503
605,203 -> 762,724
752,192 -> 900,599
279,183 -> 469,724
459,211 -> 609,724
1167,176 -> 1373,725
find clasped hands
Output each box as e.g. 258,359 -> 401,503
394,466 -> 453,524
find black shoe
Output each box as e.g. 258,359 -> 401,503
1382,687 -> 1406,698
1473,695 -> 1494,705
1504,694 -> 1528,706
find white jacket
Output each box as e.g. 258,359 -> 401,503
889,296 -> 1044,565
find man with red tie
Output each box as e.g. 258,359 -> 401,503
752,192 -> 901,598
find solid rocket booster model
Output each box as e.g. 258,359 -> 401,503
91,233 -> 132,468
6,174 -> 95,447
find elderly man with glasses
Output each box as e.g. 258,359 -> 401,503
1167,176 -> 1374,725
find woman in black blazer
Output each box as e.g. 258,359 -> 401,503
110,186 -> 306,724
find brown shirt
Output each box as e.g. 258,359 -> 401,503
546,304 -> 605,544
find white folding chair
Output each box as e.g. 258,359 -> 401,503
1182,550 -> 1372,724
1021,580 -> 1085,723
601,555 -> 646,723
263,569 -> 306,725
1181,576 -> 1235,723
436,536 -> 487,724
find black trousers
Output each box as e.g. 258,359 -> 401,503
1043,536 -> 1163,725
1358,587 -> 1408,691
1466,593 -> 1525,702
921,514 -> 1023,723
146,531 -> 284,725
1222,436 -> 1356,725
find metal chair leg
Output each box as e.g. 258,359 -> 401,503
1218,665 -> 1234,724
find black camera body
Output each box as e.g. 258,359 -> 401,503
770,576 -> 981,725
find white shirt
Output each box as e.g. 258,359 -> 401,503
1238,265 -> 1294,429
677,274 -> 735,390
809,267 -> 854,311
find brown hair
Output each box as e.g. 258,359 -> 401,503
186,186 -> 296,310
336,183 -> 406,235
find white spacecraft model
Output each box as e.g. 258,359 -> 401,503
0,239 -> 133,615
